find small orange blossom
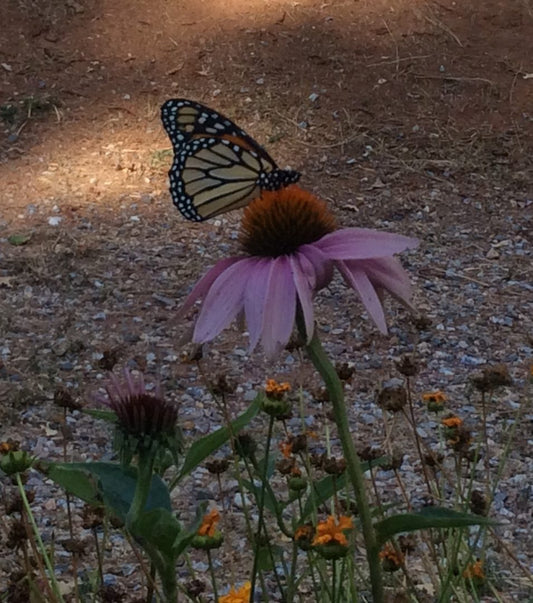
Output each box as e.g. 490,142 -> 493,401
219,581 -> 251,603
197,508 -> 220,537
313,515 -> 353,547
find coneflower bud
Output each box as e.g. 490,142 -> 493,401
96,369 -> 179,454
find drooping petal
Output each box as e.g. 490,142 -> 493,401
290,252 -> 316,342
358,257 -> 414,308
180,257 -> 242,316
299,243 -> 334,290
244,258 -> 272,352
316,228 -> 418,260
336,260 -> 388,333
261,256 -> 297,358
193,259 -> 251,342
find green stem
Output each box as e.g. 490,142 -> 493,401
127,443 -> 157,528
16,473 -> 66,603
207,549 -> 219,601
127,444 -> 178,603
305,330 -> 384,603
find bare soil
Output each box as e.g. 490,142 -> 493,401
0,0 -> 532,601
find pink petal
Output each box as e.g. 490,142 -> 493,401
299,243 -> 334,290
193,259 -> 250,342
316,229 -> 418,260
261,256 -> 297,358
336,260 -> 388,333
290,252 -> 316,342
244,258 -> 272,351
180,257 -> 242,316
360,257 -> 414,308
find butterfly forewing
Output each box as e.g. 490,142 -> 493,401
161,98 -> 301,221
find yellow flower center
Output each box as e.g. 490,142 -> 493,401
240,185 -> 336,257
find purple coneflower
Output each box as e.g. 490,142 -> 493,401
98,369 -> 178,440
181,185 -> 418,358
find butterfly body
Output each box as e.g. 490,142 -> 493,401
161,98 -> 300,221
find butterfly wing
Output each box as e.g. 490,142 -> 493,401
161,98 -> 300,221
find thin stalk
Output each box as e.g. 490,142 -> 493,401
331,559 -> 337,603
16,473 -> 65,603
250,415 -> 282,600
206,549 -> 219,601
92,527 -> 104,591
304,331 -> 384,603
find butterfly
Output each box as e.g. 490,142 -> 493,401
161,98 -> 301,221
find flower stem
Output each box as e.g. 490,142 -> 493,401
304,331 -> 384,603
127,443 -> 156,529
16,472 -> 66,603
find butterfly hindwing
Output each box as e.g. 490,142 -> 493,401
161,98 -> 301,221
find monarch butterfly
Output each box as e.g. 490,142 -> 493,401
161,98 -> 301,221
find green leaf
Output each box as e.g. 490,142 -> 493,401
8,233 -> 32,246
178,395 -> 261,481
82,408 -> 117,423
375,507 -> 496,545
133,508 -> 182,559
43,462 -> 171,521
256,544 -> 284,571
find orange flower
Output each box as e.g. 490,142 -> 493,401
295,524 -> 314,541
442,415 -> 463,429
379,543 -> 404,571
265,378 -> 291,399
219,582 -> 251,603
422,390 -> 447,404
279,440 -> 293,458
197,508 -> 220,537
463,559 -> 485,580
313,515 -> 353,547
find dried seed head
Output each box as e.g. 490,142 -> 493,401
423,450 -> 444,468
323,456 -> 347,476
336,362 -> 355,382
470,489 -> 489,516
381,450 -> 404,471
395,354 -> 419,377
471,363 -> 512,392
276,458 -> 295,475
310,452 -> 327,470
185,580 -> 206,598
82,504 -> 105,529
377,379 -> 407,412
98,348 -> 120,371
398,534 -> 417,554
357,445 -> 382,462
205,458 -> 230,475
7,520 -> 27,549
54,388 -> 82,411
210,374 -> 237,395
289,433 -> 308,455
412,314 -> 432,330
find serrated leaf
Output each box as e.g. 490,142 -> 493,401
375,506 -> 496,545
178,395 -> 261,481
8,233 -> 32,246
